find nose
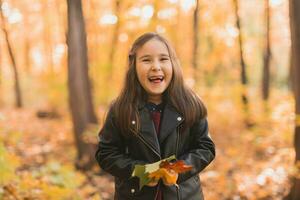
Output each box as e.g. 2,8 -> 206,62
151,60 -> 161,71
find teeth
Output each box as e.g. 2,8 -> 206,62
150,78 -> 162,81
149,76 -> 164,82
149,76 -> 163,81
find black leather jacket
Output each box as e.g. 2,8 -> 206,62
95,103 -> 215,200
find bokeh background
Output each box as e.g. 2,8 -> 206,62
0,0 -> 299,199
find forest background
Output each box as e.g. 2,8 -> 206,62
1,0 -> 300,199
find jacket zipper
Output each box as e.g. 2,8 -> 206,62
136,125 -> 182,199
136,134 -> 161,199
175,126 -> 180,157
175,126 -> 180,200
176,184 -> 181,200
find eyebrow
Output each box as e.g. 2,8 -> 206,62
138,54 -> 170,60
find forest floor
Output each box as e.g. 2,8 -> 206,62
0,88 -> 295,200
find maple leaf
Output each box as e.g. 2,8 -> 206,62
148,168 -> 178,186
131,155 -> 176,190
159,160 -> 193,173
131,156 -> 192,189
148,160 -> 193,186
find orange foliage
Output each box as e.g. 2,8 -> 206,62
148,160 -> 192,186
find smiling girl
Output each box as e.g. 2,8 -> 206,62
95,32 -> 215,200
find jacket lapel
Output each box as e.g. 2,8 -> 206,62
159,104 -> 184,143
138,107 -> 161,155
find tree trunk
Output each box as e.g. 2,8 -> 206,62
66,0 -> 98,170
192,0 -> 200,85
288,0 -> 296,95
233,0 -> 254,126
170,1 -> 181,54
150,0 -> 159,31
108,0 -> 121,68
0,0 -> 22,108
0,32 -> 2,107
284,0 -> 300,199
289,52 -> 295,93
262,0 -> 271,100
233,0 -> 249,107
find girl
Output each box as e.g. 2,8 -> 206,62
95,32 -> 215,200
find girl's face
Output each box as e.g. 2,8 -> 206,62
135,39 -> 173,104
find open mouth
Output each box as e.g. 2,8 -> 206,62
148,76 -> 164,83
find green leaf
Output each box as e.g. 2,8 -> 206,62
131,164 -> 145,177
145,155 -> 176,173
131,155 -> 176,190
131,164 -> 150,190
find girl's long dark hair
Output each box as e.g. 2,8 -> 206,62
111,32 -> 207,136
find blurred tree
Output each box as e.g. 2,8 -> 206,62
0,30 -> 2,106
262,0 -> 271,100
150,0 -> 159,31
288,0 -> 295,94
108,0 -> 121,76
192,0 -> 199,83
233,0 -> 249,110
85,0 -> 101,64
42,0 -> 54,74
0,0 -> 22,108
21,2 -> 31,74
284,0 -> 300,199
170,1 -> 181,54
289,50 -> 294,92
66,0 -> 98,170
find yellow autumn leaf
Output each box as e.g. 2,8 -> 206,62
148,168 -> 178,186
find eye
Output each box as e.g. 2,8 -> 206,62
160,57 -> 169,61
142,59 -> 151,63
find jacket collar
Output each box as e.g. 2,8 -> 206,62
137,102 -> 184,155
159,104 -> 184,143
138,108 -> 161,155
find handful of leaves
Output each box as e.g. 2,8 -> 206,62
132,155 -> 193,190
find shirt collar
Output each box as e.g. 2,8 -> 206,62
145,101 -> 165,112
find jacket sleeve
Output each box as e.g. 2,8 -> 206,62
95,109 -> 145,180
177,117 -> 215,183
